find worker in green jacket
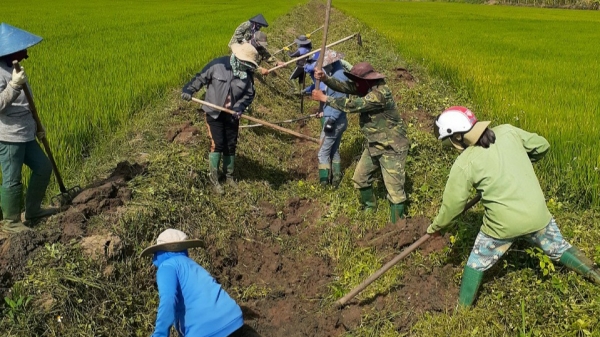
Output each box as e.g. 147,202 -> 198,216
428,106 -> 600,307
313,62 -> 409,223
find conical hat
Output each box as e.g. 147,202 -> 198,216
249,14 -> 268,27
0,23 -> 42,58
140,228 -> 203,258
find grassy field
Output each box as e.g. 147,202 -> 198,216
3,0 -> 301,185
334,0 -> 600,206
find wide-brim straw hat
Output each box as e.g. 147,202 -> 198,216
140,228 -> 203,258
294,35 -> 312,46
322,49 -> 345,67
231,42 -> 259,68
344,62 -> 385,81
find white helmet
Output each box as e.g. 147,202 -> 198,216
435,106 -> 477,140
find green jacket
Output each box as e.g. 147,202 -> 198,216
324,78 -> 409,156
427,124 -> 552,239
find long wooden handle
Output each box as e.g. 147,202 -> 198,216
314,0 -> 332,90
335,194 -> 482,307
190,98 -> 318,143
267,33 -> 358,73
13,61 -> 67,192
273,25 -> 324,56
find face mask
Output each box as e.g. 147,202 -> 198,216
355,79 -> 371,96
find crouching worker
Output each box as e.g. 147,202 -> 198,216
141,228 -> 245,337
0,23 -> 57,233
312,62 -> 409,223
181,43 -> 258,194
427,106 -> 600,307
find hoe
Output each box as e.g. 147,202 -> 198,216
13,61 -> 81,206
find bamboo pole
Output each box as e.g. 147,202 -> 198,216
190,98 -> 318,143
314,0 -> 333,90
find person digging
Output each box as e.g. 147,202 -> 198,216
286,34 -> 313,95
312,62 -> 410,223
428,106 -> 600,307
181,43 -> 258,195
141,228 -> 247,337
249,31 -> 285,76
0,23 -> 58,233
228,13 -> 268,49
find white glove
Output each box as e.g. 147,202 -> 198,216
9,67 -> 27,88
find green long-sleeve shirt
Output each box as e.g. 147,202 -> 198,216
427,124 -> 552,239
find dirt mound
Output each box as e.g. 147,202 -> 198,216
0,161 -> 144,293
394,67 -> 416,88
165,121 -> 201,144
358,216 -> 448,254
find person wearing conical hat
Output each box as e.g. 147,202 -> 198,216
181,43 -> 258,195
228,14 -> 269,48
286,35 -> 313,95
141,228 -> 246,337
0,23 -> 57,233
428,107 -> 600,307
312,62 -> 410,223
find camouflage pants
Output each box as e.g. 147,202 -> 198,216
352,147 -> 408,204
466,217 -> 572,272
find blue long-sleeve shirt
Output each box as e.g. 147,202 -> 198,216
303,61 -> 327,92
322,61 -> 348,121
151,251 -> 243,337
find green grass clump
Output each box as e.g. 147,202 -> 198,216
334,0 -> 600,206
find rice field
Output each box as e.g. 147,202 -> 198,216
335,1 -> 600,206
3,0 -> 301,180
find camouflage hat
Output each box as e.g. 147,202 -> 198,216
344,62 -> 385,81
294,35 -> 311,46
253,31 -> 268,48
249,14 -> 268,27
322,49 -> 345,67
0,23 -> 42,58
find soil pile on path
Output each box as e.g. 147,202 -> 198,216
0,161 -> 145,293
205,199 -> 459,336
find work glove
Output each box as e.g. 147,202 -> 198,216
231,108 -> 243,121
306,33 -> 311,39
323,118 -> 336,135
283,46 -> 290,52
181,87 -> 194,101
9,67 -> 27,88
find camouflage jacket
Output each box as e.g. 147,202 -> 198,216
228,21 -> 253,47
324,78 -> 409,156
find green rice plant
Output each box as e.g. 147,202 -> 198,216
334,1 -> 600,206
4,0 -> 301,189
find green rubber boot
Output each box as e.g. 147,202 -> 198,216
331,162 -> 342,188
358,187 -> 377,212
223,155 -> 237,188
25,171 -> 57,221
458,266 -> 484,307
390,202 -> 405,223
559,247 -> 600,284
318,163 -> 330,185
320,117 -> 325,129
208,152 -> 224,195
1,186 -> 31,233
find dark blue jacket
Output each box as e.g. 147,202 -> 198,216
151,251 -> 243,337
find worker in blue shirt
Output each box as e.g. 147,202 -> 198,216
141,228 -> 244,337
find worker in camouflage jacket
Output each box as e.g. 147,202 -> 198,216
181,43 -> 258,195
313,62 -> 409,223
249,31 -> 285,76
228,14 -> 271,69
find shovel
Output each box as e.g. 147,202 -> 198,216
335,194 -> 482,308
12,61 -> 82,206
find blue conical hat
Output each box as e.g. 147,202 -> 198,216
0,23 -> 43,58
